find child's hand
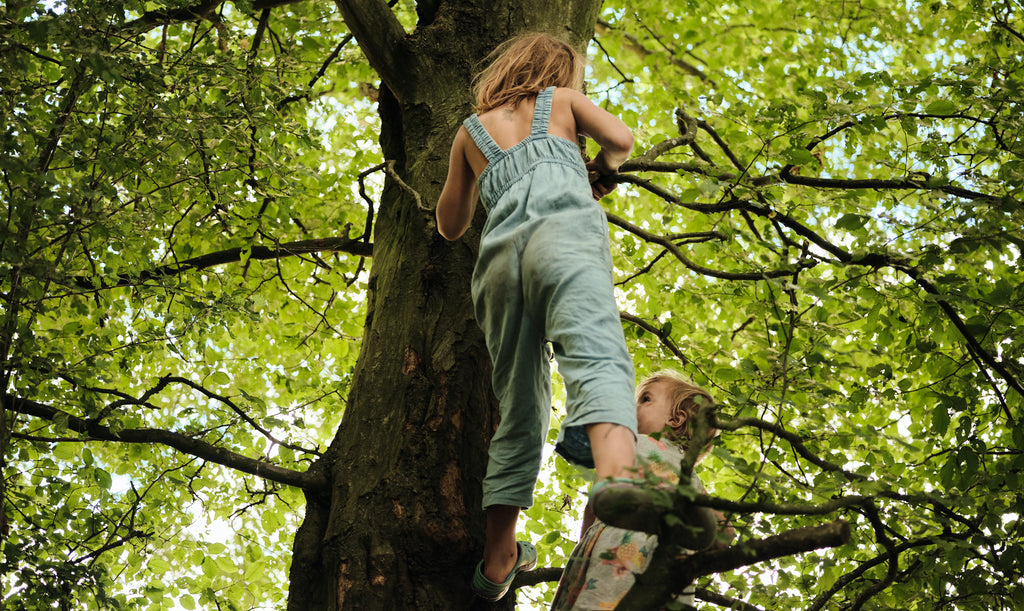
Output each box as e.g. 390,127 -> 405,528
586,162 -> 618,200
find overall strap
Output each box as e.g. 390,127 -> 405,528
530,86 -> 556,135
463,114 -> 503,164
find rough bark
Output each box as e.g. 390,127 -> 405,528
287,1 -> 602,608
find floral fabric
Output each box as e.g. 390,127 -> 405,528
550,435 -> 703,610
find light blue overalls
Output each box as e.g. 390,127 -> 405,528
464,86 -> 638,509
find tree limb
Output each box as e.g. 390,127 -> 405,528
695,587 -> 765,611
121,0 -> 305,35
619,311 -> 690,365
805,534 -> 950,611
512,520 -> 850,606
900,266 -> 1024,402
780,167 -> 1002,203
94,374 -> 322,458
850,502 -> 899,611
511,566 -> 563,589
122,0 -> 224,34
333,0 -> 416,101
694,493 -> 869,517
606,212 -> 812,280
713,415 -> 866,481
615,520 -> 851,610
66,236 -> 372,291
681,520 -> 851,580
5,394 -> 326,491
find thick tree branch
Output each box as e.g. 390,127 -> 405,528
695,587 -> 765,611
66,236 -> 372,291
695,493 -> 869,517
511,566 -> 563,589
5,394 -> 326,491
122,0 -> 223,34
615,520 -> 851,610
780,113 -> 1012,204
514,521 -> 849,608
333,0 -> 416,100
780,167 -> 1002,203
687,520 -> 851,578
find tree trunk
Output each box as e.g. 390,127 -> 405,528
287,1 -> 601,608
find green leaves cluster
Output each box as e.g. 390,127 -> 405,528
2,0 -> 1022,609
531,1 -> 1023,609
2,0 -> 377,608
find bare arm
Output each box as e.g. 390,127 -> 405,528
436,127 -> 478,240
568,89 -> 634,173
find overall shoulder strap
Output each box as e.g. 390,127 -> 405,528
530,86 -> 556,135
462,114 -> 503,164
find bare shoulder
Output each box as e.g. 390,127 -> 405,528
549,87 -> 587,140
553,86 -> 592,108
556,88 -> 632,155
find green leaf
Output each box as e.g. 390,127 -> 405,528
835,214 -> 867,231
781,147 -> 816,165
931,405 -> 950,435
206,371 -> 231,386
925,99 -> 957,115
93,468 -> 112,490
52,443 -> 77,461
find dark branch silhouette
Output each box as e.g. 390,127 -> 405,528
4,394 -> 326,491
67,236 -> 372,291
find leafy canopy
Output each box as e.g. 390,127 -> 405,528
1,0 -> 1022,610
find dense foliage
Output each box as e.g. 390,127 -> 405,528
1,0 -> 1021,609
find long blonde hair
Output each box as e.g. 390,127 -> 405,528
474,32 -> 585,112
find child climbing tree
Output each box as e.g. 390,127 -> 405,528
2,0 -> 1021,610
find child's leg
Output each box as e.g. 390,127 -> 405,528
586,422 -> 636,479
482,504 -> 520,583
520,209 -> 638,473
473,240 -> 551,510
470,231 -> 546,597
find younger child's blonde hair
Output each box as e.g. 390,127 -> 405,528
474,32 -> 586,113
637,370 -> 720,460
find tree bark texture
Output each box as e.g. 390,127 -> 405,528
288,1 -> 602,608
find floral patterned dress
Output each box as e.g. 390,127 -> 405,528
550,435 -> 704,610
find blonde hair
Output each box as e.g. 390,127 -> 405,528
474,32 -> 586,112
637,370 -> 720,459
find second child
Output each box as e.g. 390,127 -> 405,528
550,370 -> 726,611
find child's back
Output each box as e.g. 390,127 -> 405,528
465,87 -> 589,211
437,86 -> 631,239
461,87 -> 584,174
